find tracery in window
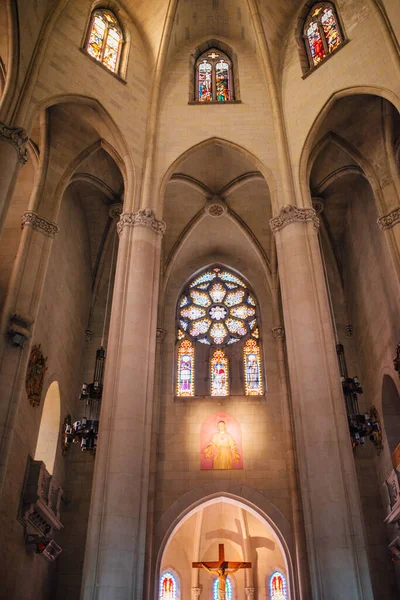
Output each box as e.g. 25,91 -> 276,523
243,339 -> 263,396
159,572 -> 177,600
176,266 -> 263,396
213,576 -> 232,600
304,3 -> 343,68
269,571 -> 287,600
211,350 -> 229,396
86,9 -> 123,73
176,339 -> 195,397
196,50 -> 232,102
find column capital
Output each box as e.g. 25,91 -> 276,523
117,209 -> 166,237
270,204 -> 319,234
245,588 -> 255,598
191,588 -> 202,600
272,326 -> 285,339
377,207 -> 400,230
0,121 -> 29,164
21,211 -> 59,238
156,328 -> 167,343
109,202 -> 123,220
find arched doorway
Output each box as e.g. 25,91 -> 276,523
34,380 -> 61,474
382,374 -> 400,455
157,496 -> 292,600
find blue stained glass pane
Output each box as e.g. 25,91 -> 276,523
213,577 -> 232,600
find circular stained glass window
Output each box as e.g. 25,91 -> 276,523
177,266 -> 259,347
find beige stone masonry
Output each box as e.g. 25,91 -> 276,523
0,122 -> 29,165
21,211 -> 59,239
270,204 -> 319,233
378,207 -> 400,230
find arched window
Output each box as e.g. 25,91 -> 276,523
85,9 -> 123,73
213,576 -> 232,600
304,3 -> 343,68
159,571 -> 178,600
196,49 -> 233,102
176,266 -> 263,396
269,571 -> 287,600
34,381 -> 61,475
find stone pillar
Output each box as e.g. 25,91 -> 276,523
0,211 -> 59,495
191,587 -> 202,600
82,209 -> 165,600
270,205 -> 373,600
378,207 -> 400,282
0,121 -> 29,235
245,587 -> 255,599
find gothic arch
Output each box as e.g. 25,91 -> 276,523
154,486 -> 295,600
34,379 -> 61,475
298,86 -> 400,208
381,373 -> 400,455
0,0 -> 19,119
159,137 -> 278,216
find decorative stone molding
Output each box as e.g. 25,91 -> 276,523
117,209 -> 166,237
344,324 -> 353,338
156,328 -> 167,343
109,202 -> 123,220
377,207 -> 400,230
191,588 -> 202,600
394,343 -> 400,379
270,204 -> 319,233
312,198 -> 324,215
271,326 -> 285,339
0,121 -> 29,164
21,211 -> 59,238
204,197 -> 228,218
245,588 -> 255,598
85,329 -> 93,342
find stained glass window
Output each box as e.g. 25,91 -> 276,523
211,350 -> 229,396
304,3 -> 343,68
213,576 -> 232,600
196,49 -> 233,102
86,10 -> 123,73
176,340 -> 195,396
176,266 -> 264,396
269,572 -> 287,600
243,339 -> 263,395
159,572 -> 177,600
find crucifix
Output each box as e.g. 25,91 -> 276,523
192,543 -> 251,600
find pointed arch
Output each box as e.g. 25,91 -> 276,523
34,380 -> 61,475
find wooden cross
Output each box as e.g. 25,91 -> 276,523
192,544 -> 251,598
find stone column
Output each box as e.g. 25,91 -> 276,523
82,209 -> 165,600
0,211 -> 59,495
271,205 -> 373,600
378,207 -> 400,282
191,587 -> 202,600
0,121 -> 29,235
245,588 -> 255,599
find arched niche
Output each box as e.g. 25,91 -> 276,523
382,374 -> 400,456
34,380 -> 61,474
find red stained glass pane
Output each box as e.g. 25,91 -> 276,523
321,7 -> 341,53
216,60 -> 230,101
198,61 -> 212,101
307,20 -> 326,65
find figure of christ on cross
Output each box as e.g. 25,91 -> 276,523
192,544 -> 251,600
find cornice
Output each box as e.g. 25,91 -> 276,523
117,209 -> 166,237
0,121 -> 29,164
270,204 -> 319,234
377,207 -> 400,230
21,211 -> 59,238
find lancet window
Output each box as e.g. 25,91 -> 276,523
213,576 -> 232,600
85,9 -> 123,73
196,49 -> 232,102
176,266 -> 264,396
304,3 -> 343,68
159,572 -> 178,600
269,571 -> 287,600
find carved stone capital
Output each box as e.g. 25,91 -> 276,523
117,209 -> 166,237
377,207 -> 400,230
0,121 -> 29,164
270,204 -> 319,234
191,588 -> 202,600
272,326 -> 285,339
344,324 -> 353,338
245,588 -> 255,598
85,329 -> 93,342
312,197 -> 324,214
21,211 -> 59,238
204,198 -> 228,218
109,202 -> 123,220
156,328 -> 167,343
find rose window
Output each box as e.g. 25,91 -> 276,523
177,267 -> 258,347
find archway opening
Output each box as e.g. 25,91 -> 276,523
34,380 -> 61,474
382,375 -> 400,456
158,496 -> 291,600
